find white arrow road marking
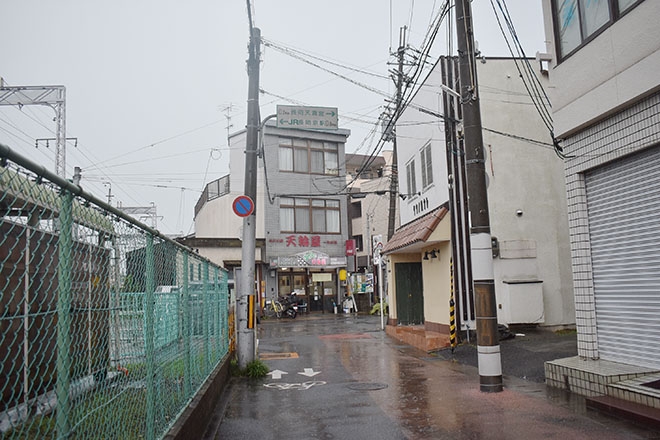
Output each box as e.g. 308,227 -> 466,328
298,368 -> 321,377
267,369 -> 288,380
264,381 -> 326,391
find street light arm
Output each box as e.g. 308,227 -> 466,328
258,114 -> 277,157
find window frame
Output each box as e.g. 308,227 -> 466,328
552,0 -> 646,63
278,137 -> 340,176
420,142 -> 434,189
406,159 -> 417,197
279,198 -> 342,234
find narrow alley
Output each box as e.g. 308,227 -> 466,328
209,316 -> 657,440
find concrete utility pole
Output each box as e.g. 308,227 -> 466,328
454,0 -> 502,392
238,16 -> 261,369
387,27 -> 406,240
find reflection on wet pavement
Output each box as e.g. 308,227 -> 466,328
214,315 -> 660,440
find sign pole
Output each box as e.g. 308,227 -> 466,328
372,235 -> 384,330
238,26 -> 260,369
378,259 -> 384,330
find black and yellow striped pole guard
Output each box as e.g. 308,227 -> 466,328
449,257 -> 457,352
248,294 -> 255,329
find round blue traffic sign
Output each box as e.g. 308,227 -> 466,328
232,195 -> 254,217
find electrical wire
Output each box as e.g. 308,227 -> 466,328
84,119 -> 224,170
261,38 -> 389,80
488,0 -> 565,159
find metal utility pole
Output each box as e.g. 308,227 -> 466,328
119,204 -> 160,229
238,17 -> 261,369
387,27 -> 406,240
0,85 -> 66,177
455,0 -> 502,392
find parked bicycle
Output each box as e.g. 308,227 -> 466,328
265,295 -> 297,319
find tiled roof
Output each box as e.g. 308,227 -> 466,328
382,206 -> 448,254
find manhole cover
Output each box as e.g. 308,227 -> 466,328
347,382 -> 388,391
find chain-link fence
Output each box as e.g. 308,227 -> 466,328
0,143 -> 231,439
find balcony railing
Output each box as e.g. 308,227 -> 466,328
194,174 -> 230,217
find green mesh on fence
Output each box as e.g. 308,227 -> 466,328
0,161 -> 230,439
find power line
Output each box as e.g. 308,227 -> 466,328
84,119 -> 224,170
262,38 -> 389,79
91,147 -> 219,170
482,127 -> 554,148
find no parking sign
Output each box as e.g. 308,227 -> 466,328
232,195 -> 254,217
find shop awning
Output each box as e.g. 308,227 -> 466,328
382,206 -> 448,254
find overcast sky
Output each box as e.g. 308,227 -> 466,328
0,0 -> 546,235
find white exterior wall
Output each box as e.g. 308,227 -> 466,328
396,58 -> 574,327
479,60 -> 575,327
194,130 -> 266,240
397,66 -> 449,227
541,0 -> 660,358
541,0 -> 660,137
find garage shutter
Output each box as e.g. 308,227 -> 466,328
585,145 -> 660,368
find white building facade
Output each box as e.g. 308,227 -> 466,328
387,56 -> 575,338
541,0 -> 660,368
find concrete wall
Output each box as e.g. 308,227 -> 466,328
350,150 -> 398,262
193,246 -> 262,268
396,66 -> 449,226
478,59 -> 575,327
394,58 -> 574,327
421,217 -> 452,327
194,190 -> 265,240
541,0 -> 660,137
259,125 -> 350,261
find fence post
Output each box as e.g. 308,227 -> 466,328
215,267 -> 220,358
203,261 -> 210,372
56,190 -> 73,439
221,272 -> 227,356
183,252 -> 191,396
145,234 -> 155,440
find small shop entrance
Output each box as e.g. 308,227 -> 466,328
278,271 -> 307,312
310,271 -> 336,313
395,262 -> 424,325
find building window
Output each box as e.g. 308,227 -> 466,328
553,0 -> 645,60
279,198 -> 295,231
353,235 -> 363,252
280,198 -> 341,233
420,143 -> 433,189
351,201 -> 362,219
406,159 -> 417,196
279,145 -> 293,171
279,137 -> 339,175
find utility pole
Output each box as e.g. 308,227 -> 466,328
387,26 -> 406,240
0,85 -> 66,178
455,0 -> 502,392
103,181 -> 114,206
238,11 -> 260,368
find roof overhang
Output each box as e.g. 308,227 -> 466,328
383,205 -> 449,255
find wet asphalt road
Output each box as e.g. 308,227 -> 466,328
210,315 -> 660,440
